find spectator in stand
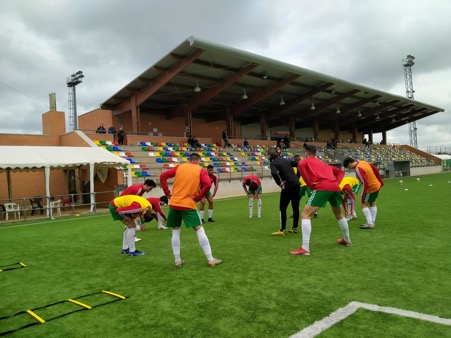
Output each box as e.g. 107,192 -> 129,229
96,124 -> 106,134
108,125 -> 116,140
199,165 -> 219,223
283,135 -> 289,149
117,127 -> 125,145
187,135 -> 195,147
147,196 -> 169,230
332,137 -> 338,148
184,124 -> 190,137
187,135 -> 201,148
243,138 -> 250,151
242,175 -> 262,218
222,130 -> 229,148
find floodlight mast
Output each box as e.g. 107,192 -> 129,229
403,55 -> 417,148
66,71 -> 84,130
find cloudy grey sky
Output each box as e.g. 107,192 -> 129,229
1,0 -> 450,151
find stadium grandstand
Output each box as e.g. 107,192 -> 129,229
0,36 -> 446,223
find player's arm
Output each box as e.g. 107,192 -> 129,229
370,163 -> 384,187
331,165 -> 345,183
158,207 -> 167,221
194,169 -> 212,202
212,175 -> 219,197
342,184 -> 355,200
159,167 -> 178,197
355,167 -> 369,203
270,163 -> 282,186
253,179 -> 261,198
242,178 -> 249,194
298,162 -> 311,189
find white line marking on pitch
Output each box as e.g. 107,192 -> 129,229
290,301 -> 451,338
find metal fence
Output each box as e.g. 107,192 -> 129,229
0,190 -> 119,224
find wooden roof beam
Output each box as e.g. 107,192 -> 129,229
167,63 -> 258,118
115,48 -> 205,113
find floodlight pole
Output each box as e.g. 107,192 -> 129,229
66,71 -> 84,131
402,55 -> 417,148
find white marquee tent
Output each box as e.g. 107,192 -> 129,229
0,146 -> 131,214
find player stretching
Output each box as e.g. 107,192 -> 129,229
343,157 -> 384,229
290,145 -> 352,256
242,175 -> 262,218
199,165 -> 218,223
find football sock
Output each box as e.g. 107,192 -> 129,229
157,213 -> 164,227
199,210 -> 204,219
349,198 -> 356,216
369,206 -> 377,224
171,228 -> 181,261
135,224 -> 141,231
338,218 -> 351,242
346,199 -> 351,214
362,207 -> 372,224
208,209 -> 213,218
257,199 -> 262,216
249,198 -> 254,215
122,227 -> 128,250
126,228 -> 136,252
196,227 -> 213,261
301,219 -> 311,251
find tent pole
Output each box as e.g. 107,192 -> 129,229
6,169 -> 12,202
90,163 -> 95,213
45,166 -> 51,219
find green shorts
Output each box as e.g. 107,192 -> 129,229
249,186 -> 262,195
300,186 -> 313,198
206,190 -> 212,197
167,208 -> 202,228
306,190 -> 342,208
109,204 -> 122,221
363,190 -> 379,203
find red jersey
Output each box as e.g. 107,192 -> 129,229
298,157 -> 343,192
242,175 -> 261,192
209,173 -> 219,196
146,197 -> 167,221
120,184 -> 147,196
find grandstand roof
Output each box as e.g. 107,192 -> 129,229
101,36 -> 444,134
0,146 -> 129,170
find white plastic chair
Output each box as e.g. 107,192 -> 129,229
4,203 -> 21,220
49,200 -> 62,216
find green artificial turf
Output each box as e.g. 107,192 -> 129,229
1,173 -> 450,337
